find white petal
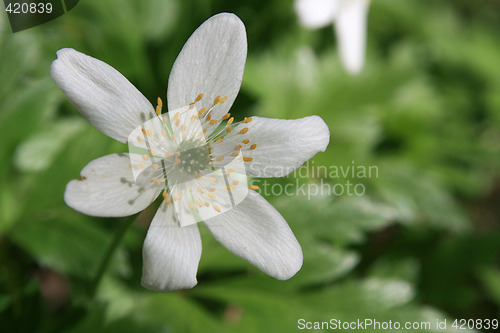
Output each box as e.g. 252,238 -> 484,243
51,48 -> 155,143
335,0 -> 370,75
210,116 -> 330,177
167,13 -> 247,125
64,153 -> 161,217
204,191 -> 303,280
142,202 -> 202,292
295,0 -> 340,29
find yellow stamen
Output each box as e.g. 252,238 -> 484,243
220,96 -> 228,104
215,156 -> 224,161
242,139 -> 250,144
195,93 -> 204,102
250,144 -> 257,150
198,108 -> 207,116
142,154 -> 150,160
208,192 -> 216,199
174,192 -> 182,201
227,117 -> 234,126
209,119 -> 218,125
243,117 -> 253,123
222,113 -> 231,120
243,156 -> 253,162
213,96 -> 221,105
248,185 -> 259,190
195,200 -> 203,207
213,205 -> 221,213
239,128 -> 249,134
189,202 -> 195,210
152,163 -> 159,169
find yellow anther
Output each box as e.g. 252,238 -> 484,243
248,185 -> 259,190
208,192 -> 217,199
175,119 -> 180,127
156,105 -> 161,116
243,156 -> 253,162
250,144 -> 257,150
174,192 -> 182,201
227,117 -> 234,126
215,156 -> 224,161
175,159 -> 181,165
242,139 -> 250,144
203,129 -> 207,134
227,168 -> 236,173
207,177 -> 217,182
205,201 -> 210,207
243,117 -> 253,123
239,128 -> 249,135
195,200 -> 203,207
226,185 -> 235,191
155,179 -> 165,184
149,149 -> 156,155
165,152 -> 173,157
174,112 -> 180,121
198,188 -> 204,194
147,129 -> 154,137
206,114 -> 212,121
182,125 -> 187,131
209,119 -> 218,125
137,136 -> 144,142
152,163 -> 159,169
157,97 -> 163,108
163,116 -> 169,123
213,205 -> 221,213
231,152 -> 239,157
143,154 -> 150,160
216,137 -> 224,143
195,93 -> 204,102
227,126 -> 232,133
188,202 -> 195,210
141,128 -> 147,135
198,108 -> 207,116
213,96 -> 221,105
138,163 -> 146,169
222,113 -> 231,120
209,187 -> 216,192
220,96 -> 228,104
234,144 -> 242,150
162,129 -> 167,138
162,191 -> 169,199
150,177 -> 156,183
165,199 -> 171,205
175,152 -> 181,157
232,180 -> 239,186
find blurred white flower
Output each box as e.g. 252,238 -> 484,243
51,13 -> 330,291
295,0 -> 370,75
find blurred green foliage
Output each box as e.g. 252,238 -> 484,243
1,0 -> 499,332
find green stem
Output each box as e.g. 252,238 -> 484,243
88,217 -> 135,298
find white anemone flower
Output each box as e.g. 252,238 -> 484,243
295,0 -> 370,75
51,13 -> 330,291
